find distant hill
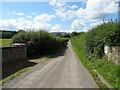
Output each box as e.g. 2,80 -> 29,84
51,32 -> 67,36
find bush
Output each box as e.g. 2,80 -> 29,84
70,31 -> 84,37
12,30 -> 68,56
84,20 -> 120,58
0,30 -> 18,39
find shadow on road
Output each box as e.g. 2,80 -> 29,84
2,44 -> 68,80
54,46 -> 68,58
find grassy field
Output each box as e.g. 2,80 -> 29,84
0,39 -> 12,47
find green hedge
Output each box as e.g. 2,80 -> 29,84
84,20 -> 120,58
12,30 -> 68,56
70,20 -> 120,88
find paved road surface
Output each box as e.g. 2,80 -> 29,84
3,41 -> 98,88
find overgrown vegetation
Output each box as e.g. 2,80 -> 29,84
71,20 -> 120,88
85,20 -> 120,58
12,30 -> 68,56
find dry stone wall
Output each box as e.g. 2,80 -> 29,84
104,45 -> 120,65
1,44 -> 27,63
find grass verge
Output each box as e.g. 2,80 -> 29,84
1,67 -> 29,85
71,39 -> 119,88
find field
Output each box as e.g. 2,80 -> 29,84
0,39 -> 12,47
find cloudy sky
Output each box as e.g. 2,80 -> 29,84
0,0 -> 119,32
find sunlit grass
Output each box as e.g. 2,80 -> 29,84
0,39 -> 12,47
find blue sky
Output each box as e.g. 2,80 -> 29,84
0,0 -> 119,32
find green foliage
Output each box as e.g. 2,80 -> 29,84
0,30 -> 26,39
0,30 -> 18,39
70,20 -> 120,88
70,31 -> 79,37
61,33 -> 70,38
18,30 -> 25,33
84,20 -> 119,58
71,37 -> 120,88
70,31 -> 84,37
12,30 -> 68,56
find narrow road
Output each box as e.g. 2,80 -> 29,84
3,41 -> 98,88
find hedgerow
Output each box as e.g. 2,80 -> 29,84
12,30 -> 68,56
71,20 -> 120,88
85,20 -> 120,58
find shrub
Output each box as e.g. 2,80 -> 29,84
12,30 -> 68,56
85,20 -> 120,58
70,31 -> 85,37
0,30 -> 18,39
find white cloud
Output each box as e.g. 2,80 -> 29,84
49,0 -> 66,7
17,18 -> 33,30
1,0 -> 118,32
34,13 -> 55,23
72,0 -> 118,32
71,20 -> 86,32
55,9 -> 75,21
51,24 -> 62,32
49,0 -> 75,21
0,19 -> 18,30
76,0 -> 118,21
91,21 -> 109,28
55,8 -> 66,21
51,24 -> 73,32
49,0 -> 56,6
66,10 -> 76,19
13,12 -> 25,16
70,5 -> 78,9
49,0 -> 118,23
33,22 -> 51,31
54,6 -> 75,21
103,2 -> 118,14
0,18 -> 34,30
0,13 -> 56,31
26,15 -> 32,18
